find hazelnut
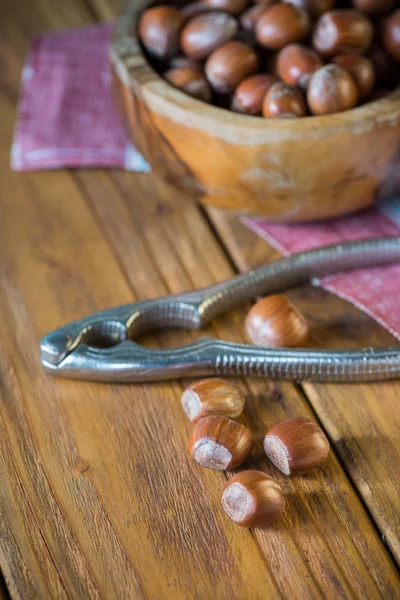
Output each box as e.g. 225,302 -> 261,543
202,0 -> 249,15
231,73 -> 278,114
181,378 -> 245,422
255,4 -> 310,50
164,66 -> 212,102
276,43 -> 323,89
332,54 -> 375,98
181,2 -> 214,20
169,55 -> 203,69
245,294 -> 309,344
205,40 -> 259,92
189,416 -> 254,470
313,9 -> 374,57
138,6 -> 185,59
383,10 -> 400,62
180,12 -> 238,60
352,0 -> 396,14
222,470 -> 285,527
282,0 -> 335,20
263,416 -> 330,475
263,83 -> 307,118
307,64 -> 359,114
240,4 -> 268,33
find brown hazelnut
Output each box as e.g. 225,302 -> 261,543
332,53 -> 375,98
282,0 -> 335,20
263,83 -> 308,118
276,43 -> 323,89
181,378 -> 245,422
231,73 -> 278,114
180,12 -> 238,59
307,64 -> 359,114
240,4 -> 268,33
138,6 -> 185,59
164,66 -> 212,102
245,294 -> 309,345
222,470 -> 285,527
169,55 -> 203,70
181,2 -> 214,20
263,416 -> 330,475
352,0 -> 396,14
313,10 -> 374,57
255,4 -> 310,50
205,40 -> 259,92
263,83 -> 307,118
189,416 -> 254,470
383,10 -> 400,62
202,0 -> 249,15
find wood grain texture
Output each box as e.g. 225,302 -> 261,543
111,0 -> 400,221
0,96 -> 278,599
208,207 -> 400,563
0,576 -> 10,600
76,165 -> 400,596
0,0 -> 399,598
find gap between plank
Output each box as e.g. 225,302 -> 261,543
0,571 -> 11,600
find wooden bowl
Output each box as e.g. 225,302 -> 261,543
110,1 -> 400,221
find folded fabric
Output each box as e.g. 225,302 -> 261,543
12,23 -> 149,171
11,22 -> 400,341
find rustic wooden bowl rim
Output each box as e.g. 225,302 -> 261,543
111,1 -> 400,134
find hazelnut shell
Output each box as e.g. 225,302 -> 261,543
205,40 -> 259,92
332,53 -> 375,98
138,6 -> 185,59
383,10 -> 400,63
180,12 -> 238,60
312,9 -> 374,57
203,0 -> 249,15
307,64 -> 359,115
222,470 -> 285,527
256,4 -> 310,50
264,416 -> 330,475
164,66 -> 212,102
282,0 -> 335,20
189,416 -> 254,470
245,294 -> 309,345
232,73 -> 278,115
181,378 -> 245,422
276,43 -> 323,89
262,82 -> 307,118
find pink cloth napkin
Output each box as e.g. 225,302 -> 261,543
12,23 -> 149,172
11,23 -> 400,341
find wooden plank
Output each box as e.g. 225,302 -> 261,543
0,94 -> 277,599
74,164 -> 400,597
208,208 -> 400,563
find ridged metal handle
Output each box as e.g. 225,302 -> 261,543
40,238 -> 400,383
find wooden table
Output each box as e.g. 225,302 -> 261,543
1,1 -> 400,598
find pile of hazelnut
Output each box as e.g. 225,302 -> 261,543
138,0 -> 400,118
183,379 -> 330,527
181,294 -> 329,528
